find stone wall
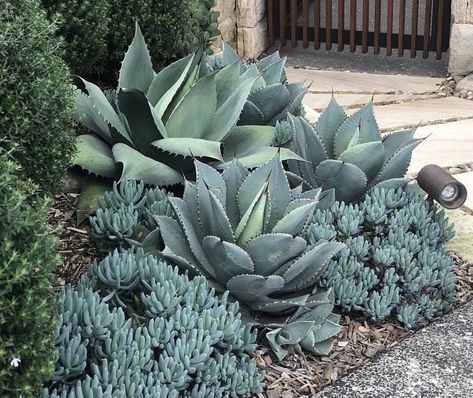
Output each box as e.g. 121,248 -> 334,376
449,0 -> 473,90
214,0 -> 268,59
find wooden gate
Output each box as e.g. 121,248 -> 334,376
267,0 -> 451,59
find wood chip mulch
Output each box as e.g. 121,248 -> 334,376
48,193 -> 473,397
48,192 -> 97,289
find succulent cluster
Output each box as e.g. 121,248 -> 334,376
286,100 -> 422,203
74,24 -> 300,193
89,179 -> 173,252
209,44 -> 306,126
156,156 -> 345,359
307,188 -> 456,328
42,250 -> 264,397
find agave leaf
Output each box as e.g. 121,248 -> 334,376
372,177 -> 411,191
222,159 -> 249,229
222,125 -> 275,161
118,22 -> 155,92
290,115 -> 329,186
247,84 -> 290,125
157,216 -> 202,276
226,274 -> 285,303
195,160 -> 227,206
275,321 -> 314,345
315,97 -> 347,157
261,56 -> 286,85
281,241 -> 345,292
214,61 -> 242,107
74,135 -> 120,178
74,90 -> 111,143
338,141 -> 386,181
204,74 -> 258,142
168,197 -> 217,279
153,138 -> 223,162
271,202 -> 317,236
238,101 -> 265,125
284,82 -> 307,118
238,156 -> 291,229
165,73 -> 217,139
372,139 -> 422,185
246,234 -> 307,276
266,328 -> 290,361
229,148 -> 305,169
309,318 -> 342,343
202,236 -> 254,282
117,90 -> 163,155
112,143 -> 182,186
199,189 -> 234,242
258,51 -> 282,70
76,78 -> 132,144
221,42 -> 241,65
235,182 -> 269,246
314,159 -> 368,203
382,129 -> 415,161
182,181 -> 203,239
149,53 -> 195,109
254,295 -> 312,313
357,102 -> 381,144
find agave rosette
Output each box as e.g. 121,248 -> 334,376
73,23 -> 301,188
156,156 -> 345,358
208,43 -> 307,126
287,99 -> 423,202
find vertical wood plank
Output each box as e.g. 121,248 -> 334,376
436,0 -> 445,59
280,0 -> 287,47
362,0 -> 369,53
338,0 -> 344,51
326,0 -> 333,50
303,0 -> 309,48
374,0 -> 381,54
398,0 -> 406,56
314,0 -> 321,49
268,0 -> 275,47
423,0 -> 432,58
387,0 -> 393,56
291,0 -> 297,47
411,0 -> 419,57
350,0 -> 356,52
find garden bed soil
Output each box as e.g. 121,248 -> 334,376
49,193 -> 473,397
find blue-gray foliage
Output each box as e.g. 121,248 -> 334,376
89,179 -> 173,252
306,188 -> 456,328
42,250 -> 264,397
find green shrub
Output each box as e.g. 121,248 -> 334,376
107,0 -> 219,73
0,0 -> 76,194
41,0 -> 110,76
0,150 -> 60,396
42,249 -> 264,397
307,188 -> 457,328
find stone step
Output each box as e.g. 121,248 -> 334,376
286,67 -> 443,94
315,299 -> 473,398
348,97 -> 473,132
304,92 -> 437,112
407,119 -> 473,174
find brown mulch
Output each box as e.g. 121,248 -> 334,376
48,192 -> 473,397
48,192 -> 97,288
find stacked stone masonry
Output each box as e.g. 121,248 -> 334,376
450,0 -> 473,91
214,0 -> 268,59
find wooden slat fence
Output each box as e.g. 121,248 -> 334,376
268,0 -> 451,59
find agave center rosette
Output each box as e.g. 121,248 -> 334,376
286,98 -> 423,203
156,155 -> 345,359
208,43 -> 307,126
73,23 -> 302,195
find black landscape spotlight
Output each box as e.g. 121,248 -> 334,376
417,164 -> 467,209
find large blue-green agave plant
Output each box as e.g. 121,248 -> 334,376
155,155 -> 346,360
73,23 -> 301,189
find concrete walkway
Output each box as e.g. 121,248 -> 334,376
315,300 -> 473,398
